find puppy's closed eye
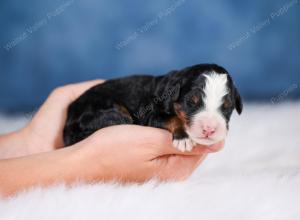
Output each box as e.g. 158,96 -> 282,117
191,95 -> 200,104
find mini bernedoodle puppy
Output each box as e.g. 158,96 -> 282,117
63,64 -> 243,151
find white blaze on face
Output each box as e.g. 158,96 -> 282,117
186,72 -> 229,146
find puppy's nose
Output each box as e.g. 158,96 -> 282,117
202,126 -> 216,137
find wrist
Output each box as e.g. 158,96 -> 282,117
0,128 -> 30,159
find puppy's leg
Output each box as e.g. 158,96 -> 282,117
172,127 -> 195,152
151,116 -> 195,152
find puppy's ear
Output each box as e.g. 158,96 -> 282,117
160,72 -> 182,113
174,102 -> 187,124
171,83 -> 181,102
162,82 -> 181,113
234,86 -> 243,115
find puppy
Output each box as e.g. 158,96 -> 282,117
63,64 -> 243,151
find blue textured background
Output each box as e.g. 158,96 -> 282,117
0,0 -> 299,112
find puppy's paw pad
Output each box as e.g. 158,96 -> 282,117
173,138 -> 194,152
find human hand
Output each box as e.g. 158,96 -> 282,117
72,125 -> 225,182
0,125 -> 224,196
22,80 -> 104,153
0,80 -> 104,159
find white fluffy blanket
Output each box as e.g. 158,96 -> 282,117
0,103 -> 300,220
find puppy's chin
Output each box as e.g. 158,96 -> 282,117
192,137 -> 219,146
185,125 -> 227,147
187,131 -> 226,146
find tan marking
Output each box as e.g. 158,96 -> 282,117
174,103 -> 188,125
165,116 -> 183,133
115,104 -> 132,120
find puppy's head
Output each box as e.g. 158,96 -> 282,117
174,65 -> 243,145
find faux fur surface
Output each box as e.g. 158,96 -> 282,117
0,102 -> 300,220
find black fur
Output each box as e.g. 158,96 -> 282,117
63,64 -> 242,146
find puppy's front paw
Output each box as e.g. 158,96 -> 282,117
172,138 -> 195,152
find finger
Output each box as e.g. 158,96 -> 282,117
66,79 -> 105,101
174,140 -> 225,155
46,80 -> 105,105
139,126 -> 221,157
137,128 -> 204,157
157,139 -> 214,156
